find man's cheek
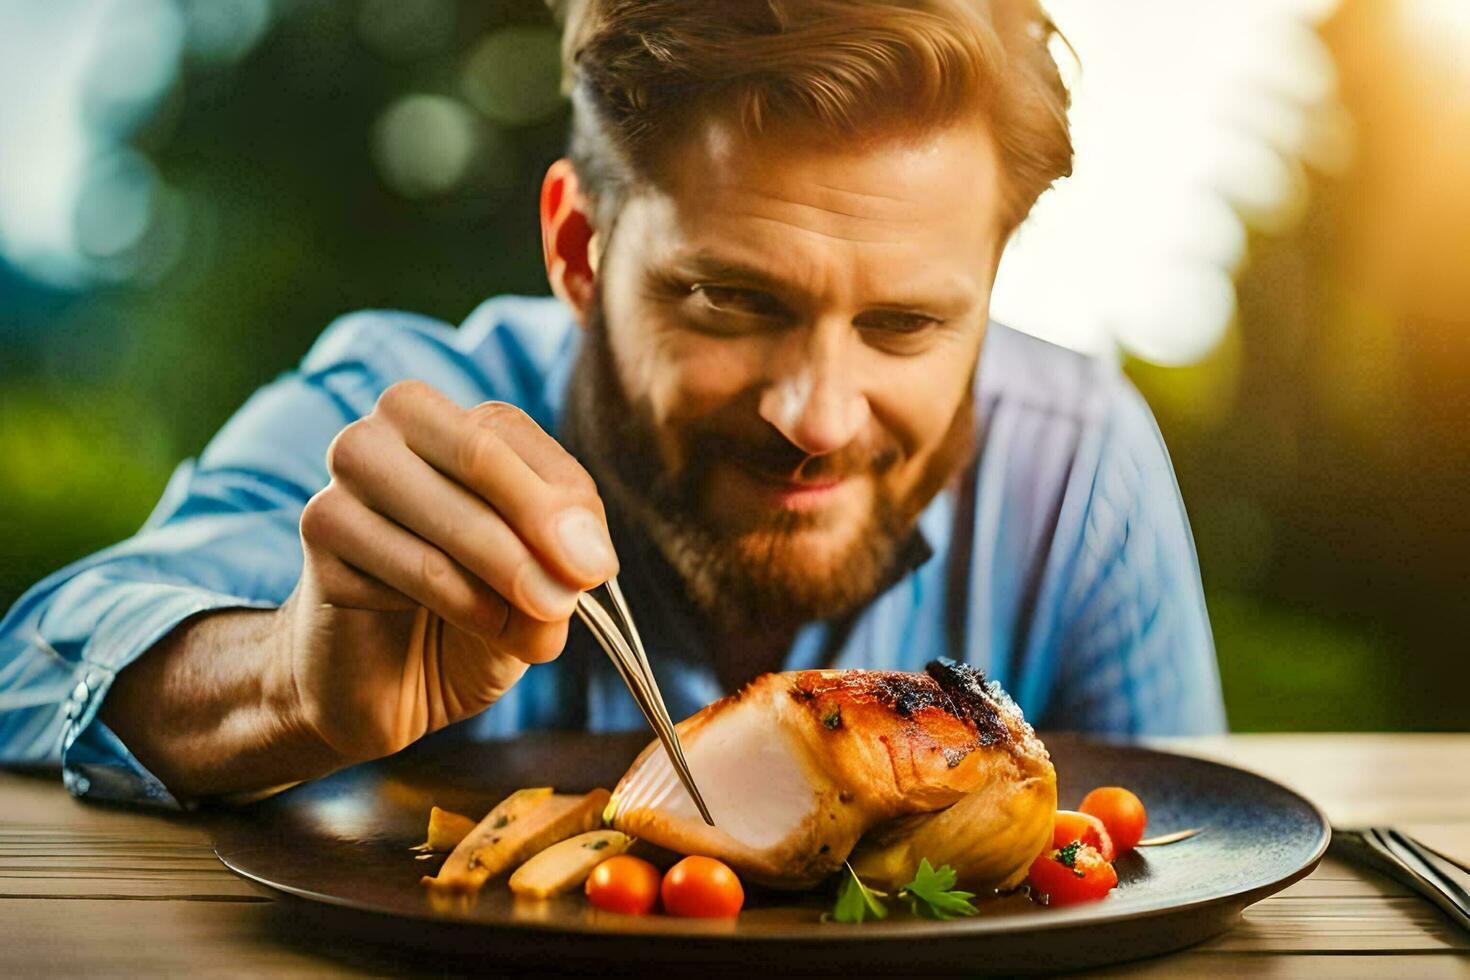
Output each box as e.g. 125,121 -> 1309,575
893,358 -> 973,444
653,340 -> 761,421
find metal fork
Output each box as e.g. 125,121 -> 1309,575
576,579 -> 715,826
1333,827 -> 1470,934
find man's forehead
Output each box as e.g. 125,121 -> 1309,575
632,113 -> 1011,270
642,113 -> 1006,252
615,114 -> 1003,306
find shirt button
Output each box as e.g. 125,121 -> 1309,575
84,669 -> 100,688
72,680 -> 90,703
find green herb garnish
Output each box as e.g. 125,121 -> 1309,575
830,862 -> 889,923
585,839 -> 610,851
1054,840 -> 1085,877
898,858 -> 978,920
828,859 -> 980,924
823,708 -> 843,730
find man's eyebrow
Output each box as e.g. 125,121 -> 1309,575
665,253 -> 791,292
663,251 -> 982,317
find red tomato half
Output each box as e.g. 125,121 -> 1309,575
585,855 -> 662,915
1052,809 -> 1116,861
660,855 -> 744,918
1027,843 -> 1118,907
1080,787 -> 1148,854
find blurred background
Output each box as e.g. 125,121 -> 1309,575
0,0 -> 1465,730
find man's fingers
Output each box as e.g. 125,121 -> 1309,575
300,484 -> 512,641
307,551 -> 417,612
330,435 -> 581,623
465,399 -> 599,491
435,628 -> 532,712
491,606 -> 571,667
368,382 -> 619,588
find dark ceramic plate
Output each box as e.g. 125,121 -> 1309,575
211,732 -> 1328,974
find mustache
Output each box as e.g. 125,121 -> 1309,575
679,425 -> 903,485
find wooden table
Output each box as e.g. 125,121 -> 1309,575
3,734 -> 1467,977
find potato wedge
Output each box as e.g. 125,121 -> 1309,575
508,830 -> 632,899
414,805 -> 478,852
421,788 -> 549,875
426,787 -> 610,893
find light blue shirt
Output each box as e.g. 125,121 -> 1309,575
0,295 -> 1225,807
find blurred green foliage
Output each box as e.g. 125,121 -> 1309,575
1209,592 -> 1409,731
0,387 -> 176,589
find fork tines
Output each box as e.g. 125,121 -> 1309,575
575,583 -> 716,826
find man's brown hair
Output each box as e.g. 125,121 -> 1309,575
555,0 -> 1073,234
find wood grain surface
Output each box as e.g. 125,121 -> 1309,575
2,734 -> 1467,977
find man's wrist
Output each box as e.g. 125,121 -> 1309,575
260,595 -> 350,774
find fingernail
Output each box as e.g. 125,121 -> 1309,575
522,562 -> 579,618
556,507 -> 615,580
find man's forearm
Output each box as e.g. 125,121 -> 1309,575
99,608 -> 344,800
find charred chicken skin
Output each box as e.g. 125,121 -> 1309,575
609,659 -> 1056,890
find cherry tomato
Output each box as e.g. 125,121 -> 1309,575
1052,809 -> 1116,861
1027,843 -> 1118,907
1079,787 -> 1148,854
660,855 -> 745,918
585,855 -> 662,915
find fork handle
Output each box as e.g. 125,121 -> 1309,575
1332,830 -> 1470,934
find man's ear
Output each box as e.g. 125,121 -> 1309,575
540,159 -> 597,326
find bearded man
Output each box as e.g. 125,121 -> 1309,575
0,0 -> 1224,807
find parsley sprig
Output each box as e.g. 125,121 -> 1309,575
899,858 -> 979,919
829,859 -> 978,923
831,863 -> 889,923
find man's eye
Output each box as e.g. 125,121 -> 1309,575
855,311 -> 943,336
693,285 -> 786,319
853,311 -> 947,354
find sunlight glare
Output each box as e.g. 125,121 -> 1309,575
992,0 -> 1344,365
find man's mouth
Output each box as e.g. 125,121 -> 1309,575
725,466 -> 853,513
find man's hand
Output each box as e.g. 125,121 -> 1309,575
99,381 -> 616,799
276,380 -> 618,763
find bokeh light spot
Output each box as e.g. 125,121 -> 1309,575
73,148 -> 156,262
461,26 -> 564,126
0,0 -> 185,289
179,0 -> 272,66
81,0 -> 185,137
1400,0 -> 1470,77
372,94 -> 480,199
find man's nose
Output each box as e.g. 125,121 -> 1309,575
757,323 -> 871,457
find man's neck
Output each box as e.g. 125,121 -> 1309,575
593,496 -> 800,693
710,621 -> 798,694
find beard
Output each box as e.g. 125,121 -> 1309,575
561,297 -> 977,634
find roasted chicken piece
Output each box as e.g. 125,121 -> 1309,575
609,659 -> 1055,890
